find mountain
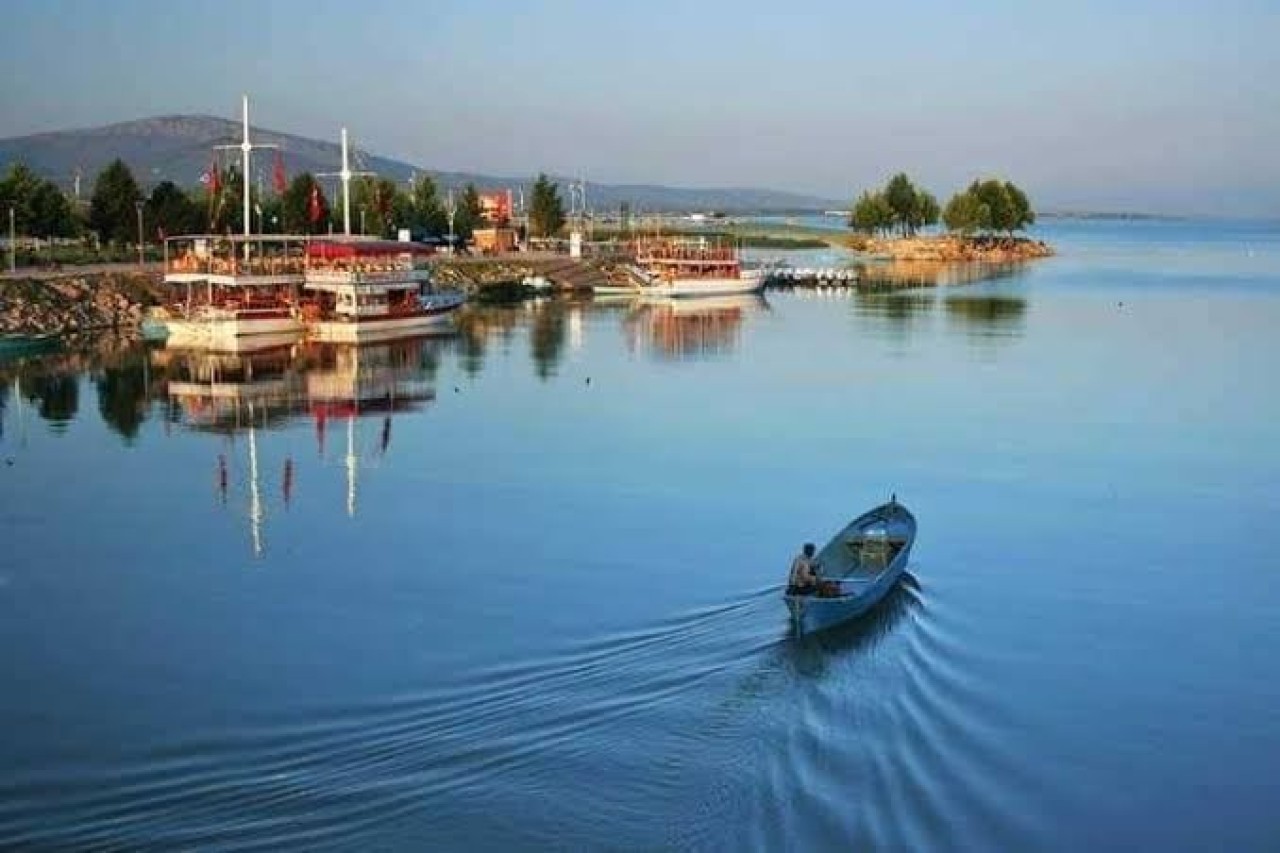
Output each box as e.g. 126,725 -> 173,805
0,116 -> 839,213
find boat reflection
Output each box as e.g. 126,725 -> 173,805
157,338 -> 444,555
622,293 -> 770,362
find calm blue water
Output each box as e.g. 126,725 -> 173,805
2,219 -> 1279,850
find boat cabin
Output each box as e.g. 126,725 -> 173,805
301,239 -> 437,322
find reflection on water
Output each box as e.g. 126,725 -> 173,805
623,294 -> 770,361
944,295 -> 1028,338
859,260 -> 1026,290
4,216 -> 1280,850
0,335 -> 159,442
158,338 -> 446,555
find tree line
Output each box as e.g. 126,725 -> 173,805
1,158 -> 570,246
849,173 -> 1034,237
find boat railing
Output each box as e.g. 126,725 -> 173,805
167,254 -> 308,277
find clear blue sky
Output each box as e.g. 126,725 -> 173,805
2,0 -> 1278,214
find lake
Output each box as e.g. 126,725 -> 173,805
2,218 -> 1278,849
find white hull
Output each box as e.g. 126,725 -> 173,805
163,316 -> 303,350
309,309 -> 461,344
640,268 -> 766,299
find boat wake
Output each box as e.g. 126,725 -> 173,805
0,584 -> 777,849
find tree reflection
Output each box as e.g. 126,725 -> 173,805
23,372 -> 80,432
94,350 -> 151,443
530,303 -> 568,379
944,295 -> 1027,327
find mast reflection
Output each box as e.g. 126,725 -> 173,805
157,336 -> 442,556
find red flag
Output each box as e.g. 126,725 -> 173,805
273,150 -> 287,195
208,158 -> 221,196
308,184 -> 322,225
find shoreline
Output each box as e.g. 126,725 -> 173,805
848,234 -> 1054,262
1,272 -> 164,338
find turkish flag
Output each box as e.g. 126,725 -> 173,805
308,184 -> 322,224
273,151 -> 287,195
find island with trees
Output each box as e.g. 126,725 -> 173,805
848,173 -> 1053,262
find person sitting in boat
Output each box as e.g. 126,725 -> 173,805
787,543 -> 821,596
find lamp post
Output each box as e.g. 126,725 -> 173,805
135,200 -> 145,268
445,189 -> 456,254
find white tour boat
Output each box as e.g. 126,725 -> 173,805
301,239 -> 464,344
628,237 -> 766,298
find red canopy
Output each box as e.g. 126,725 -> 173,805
306,240 -> 435,259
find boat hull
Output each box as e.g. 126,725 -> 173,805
0,334 -> 60,361
309,310 -> 460,344
784,501 -> 917,635
163,316 -> 303,349
644,268 -> 766,299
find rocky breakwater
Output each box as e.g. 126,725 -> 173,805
0,272 -> 165,337
861,235 -> 1054,262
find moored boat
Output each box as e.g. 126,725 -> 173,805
297,126 -> 464,344
629,237 -> 766,298
784,498 -> 917,635
0,333 -> 60,361
155,97 -> 307,349
157,234 -> 307,348
300,239 -> 464,344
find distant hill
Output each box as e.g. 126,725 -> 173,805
0,116 -> 839,213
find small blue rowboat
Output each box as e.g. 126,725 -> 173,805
785,498 -> 917,635
0,333 -> 60,361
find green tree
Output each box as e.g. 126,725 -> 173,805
408,175 -> 447,235
281,173 -> 330,234
971,179 -> 1013,233
942,178 -> 1036,235
528,173 -> 565,238
912,190 -> 941,233
408,175 -> 448,235
0,163 -> 42,233
352,176 -> 407,236
89,159 -> 143,244
849,190 -> 892,235
30,180 -> 75,237
0,163 -> 74,237
145,181 -> 200,239
452,183 -> 485,240
942,191 -> 989,235
1004,181 -> 1034,230
884,173 -> 920,236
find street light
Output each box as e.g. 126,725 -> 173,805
135,200 -> 145,268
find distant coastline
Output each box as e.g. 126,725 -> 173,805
1038,210 -> 1187,222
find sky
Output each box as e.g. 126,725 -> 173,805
1,0 -> 1278,215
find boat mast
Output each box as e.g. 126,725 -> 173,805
241,95 -> 252,248
214,95 -> 278,259
319,127 -> 374,236
341,128 -> 352,237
